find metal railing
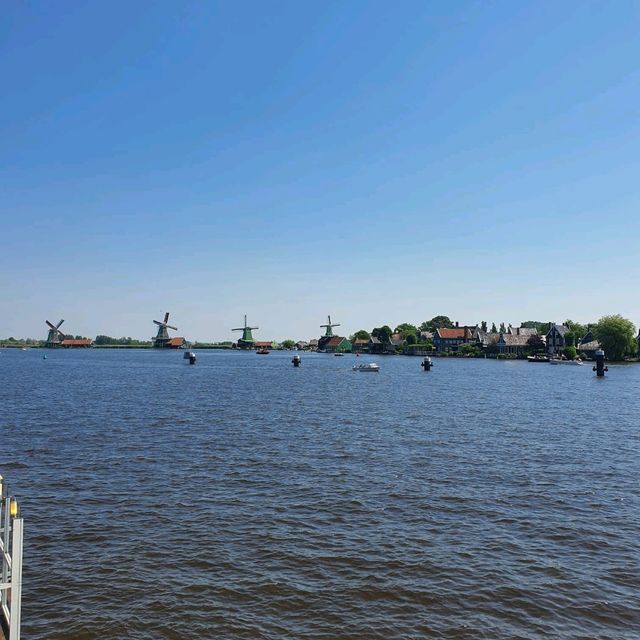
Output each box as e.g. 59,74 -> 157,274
0,476 -> 23,640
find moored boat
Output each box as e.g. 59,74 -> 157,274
257,348 -> 270,355
549,358 -> 583,365
527,355 -> 550,363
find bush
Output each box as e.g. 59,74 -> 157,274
563,345 -> 577,360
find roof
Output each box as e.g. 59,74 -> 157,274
499,334 -> 530,346
436,328 -> 467,339
369,336 -> 381,344
547,324 -> 569,336
475,330 -> 500,346
61,338 -> 92,346
508,327 -> 537,336
308,339 -> 319,346
255,341 -> 272,347
419,330 -> 434,340
166,337 -> 185,347
578,340 -> 600,351
325,336 -> 349,347
353,338 -> 369,345
389,333 -> 404,345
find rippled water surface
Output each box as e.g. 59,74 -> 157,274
1,349 -> 639,639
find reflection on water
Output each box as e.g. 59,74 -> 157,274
0,349 -> 639,639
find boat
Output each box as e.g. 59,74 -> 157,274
353,363 -> 380,372
257,348 -> 270,355
549,358 -> 583,366
527,355 -> 549,363
334,352 -> 344,357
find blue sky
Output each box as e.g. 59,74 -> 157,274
2,1 -> 640,341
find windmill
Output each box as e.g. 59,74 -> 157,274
45,319 -> 66,347
318,314 -> 341,350
320,315 -> 340,338
153,312 -> 182,348
233,315 -> 259,349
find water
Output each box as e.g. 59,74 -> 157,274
0,349 -> 638,639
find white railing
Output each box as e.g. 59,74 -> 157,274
0,476 -> 23,640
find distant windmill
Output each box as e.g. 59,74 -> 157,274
153,312 -> 179,348
45,319 -> 66,347
320,315 -> 340,338
233,315 -> 259,349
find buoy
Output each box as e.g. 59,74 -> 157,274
292,355 -> 301,367
593,349 -> 607,377
43,355 -> 47,360
421,356 -> 433,371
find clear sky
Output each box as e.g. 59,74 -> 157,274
2,1 -> 640,342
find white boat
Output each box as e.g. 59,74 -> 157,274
353,363 -> 380,372
549,358 -> 583,366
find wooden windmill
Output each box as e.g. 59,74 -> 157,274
153,312 -> 182,348
233,315 -> 259,349
318,314 -> 341,350
45,319 -> 66,347
320,315 -> 340,338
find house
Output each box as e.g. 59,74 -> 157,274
419,330 -> 434,343
497,333 -> 530,355
369,336 -> 384,354
254,341 -> 274,350
61,338 -> 93,348
386,333 -> 404,353
578,331 -> 600,358
323,336 -> 352,353
295,341 -> 309,350
308,339 -> 319,351
472,326 -> 500,350
352,338 -> 369,353
433,326 -> 473,353
546,324 -> 570,355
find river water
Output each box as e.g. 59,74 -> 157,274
0,348 -> 638,639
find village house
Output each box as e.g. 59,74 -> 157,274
386,333 -> 404,354
578,330 -> 600,358
472,326 -> 500,350
295,340 -> 309,350
323,336 -> 352,353
61,338 -> 93,348
497,333 -> 530,355
433,326 -> 473,353
546,324 -> 570,355
368,336 -> 384,354
308,339 -> 319,351
352,337 -> 369,353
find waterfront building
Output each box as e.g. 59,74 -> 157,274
61,338 -> 93,348
323,336 -> 352,353
433,326 -> 474,353
352,338 -> 369,353
546,323 -> 570,355
368,336 -> 384,354
497,333 -> 530,355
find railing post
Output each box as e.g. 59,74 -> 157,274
9,517 -> 23,640
1,496 -> 10,611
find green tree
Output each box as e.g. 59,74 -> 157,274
565,319 -> 588,339
281,339 -> 295,349
527,335 -> 545,353
459,344 -> 481,357
563,345 -> 577,360
405,333 -> 417,345
491,323 -> 497,333
350,329 -> 370,341
480,321 -> 488,332
394,323 -> 417,337
499,322 -> 506,333
593,315 -> 637,361
564,331 -> 575,348
372,325 -> 392,343
419,315 -> 454,332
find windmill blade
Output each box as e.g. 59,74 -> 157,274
56,319 -> 65,328
232,327 -> 244,331
166,324 -> 178,331
46,320 -> 57,330
164,312 -> 170,323
250,326 -> 259,330
153,320 -> 164,326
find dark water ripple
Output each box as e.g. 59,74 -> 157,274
0,349 -> 639,638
